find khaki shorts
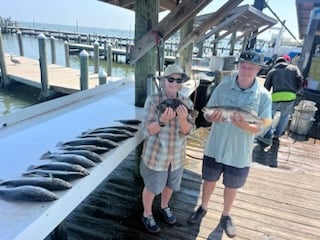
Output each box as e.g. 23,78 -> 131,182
140,161 -> 183,195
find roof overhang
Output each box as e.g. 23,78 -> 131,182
195,4 -> 277,44
296,0 -> 320,39
97,0 -> 178,12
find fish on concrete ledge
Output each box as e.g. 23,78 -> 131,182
0,176 -> 72,191
0,185 -> 59,201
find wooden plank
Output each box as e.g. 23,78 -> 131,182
178,0 -> 243,51
129,0 -> 213,64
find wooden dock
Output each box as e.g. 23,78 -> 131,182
63,127 -> 320,240
4,54 -> 101,94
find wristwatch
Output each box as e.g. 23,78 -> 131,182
158,118 -> 165,127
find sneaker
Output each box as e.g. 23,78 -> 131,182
141,215 -> 160,233
187,206 -> 207,224
220,215 -> 237,238
160,207 -> 176,225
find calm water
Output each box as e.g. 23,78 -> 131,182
0,21 -> 135,115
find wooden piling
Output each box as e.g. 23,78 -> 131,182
17,30 -> 24,56
107,43 -> 112,76
134,0 -> 158,108
50,36 -> 56,64
99,69 -> 107,85
38,33 -> 50,99
93,41 -> 99,73
0,28 -> 9,87
64,41 -> 70,67
79,50 -> 89,90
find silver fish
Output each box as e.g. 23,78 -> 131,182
60,145 -> 109,154
40,153 -> 96,168
82,128 -> 135,137
80,132 -> 132,142
0,185 -> 59,201
0,176 -> 72,190
115,119 -> 142,125
202,106 -> 263,124
45,150 -> 102,163
23,169 -> 87,181
28,161 -> 90,175
107,125 -> 139,132
57,137 -> 118,149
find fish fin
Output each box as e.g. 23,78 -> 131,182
40,151 -> 52,160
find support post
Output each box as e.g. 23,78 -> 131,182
17,30 -> 24,56
79,50 -> 89,90
93,40 -> 99,73
38,33 -> 49,99
0,28 -> 9,87
99,69 -> 107,85
50,36 -> 56,64
107,43 -> 112,76
64,41 -> 70,67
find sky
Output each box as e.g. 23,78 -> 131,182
1,0 -> 300,41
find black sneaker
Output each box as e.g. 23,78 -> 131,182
160,207 -> 176,225
220,215 -> 236,238
141,215 -> 160,233
187,206 -> 207,224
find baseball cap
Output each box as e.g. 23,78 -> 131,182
237,50 -> 265,66
162,64 -> 190,82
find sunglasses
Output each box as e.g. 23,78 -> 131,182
167,77 -> 184,83
239,52 -> 262,64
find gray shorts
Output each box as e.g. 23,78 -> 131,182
202,155 -> 249,188
140,161 -> 184,195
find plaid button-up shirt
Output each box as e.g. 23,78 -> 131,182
141,92 -> 195,171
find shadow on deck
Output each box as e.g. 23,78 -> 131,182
62,127 -> 320,240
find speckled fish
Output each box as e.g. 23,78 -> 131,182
40,153 -> 96,168
57,137 -> 118,149
115,119 -> 142,125
82,128 -> 135,137
60,145 -> 109,154
0,185 -> 59,201
0,176 -> 72,191
80,132 -> 132,142
202,106 -> 263,124
28,161 -> 90,175
45,150 -> 102,163
23,169 -> 87,181
156,98 -> 189,113
110,125 -> 139,132
156,98 -> 198,118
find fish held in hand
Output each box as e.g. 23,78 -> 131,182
202,106 -> 263,124
157,98 -> 199,118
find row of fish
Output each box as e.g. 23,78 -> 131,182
0,119 -> 141,202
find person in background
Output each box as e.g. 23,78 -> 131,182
187,50 -> 272,238
256,55 -> 304,150
140,64 -> 196,234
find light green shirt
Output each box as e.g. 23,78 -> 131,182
204,74 -> 272,168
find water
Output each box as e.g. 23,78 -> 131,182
0,21 -> 135,115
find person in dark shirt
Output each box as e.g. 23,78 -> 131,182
257,55 -> 304,149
